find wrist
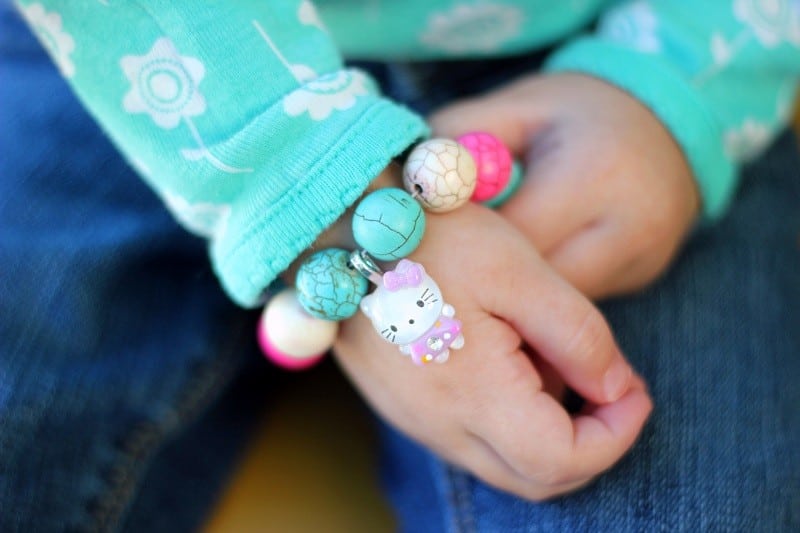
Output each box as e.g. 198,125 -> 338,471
262,133 -> 520,369
281,162 -> 403,284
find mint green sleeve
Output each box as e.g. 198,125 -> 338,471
544,1 -> 800,219
15,0 -> 428,307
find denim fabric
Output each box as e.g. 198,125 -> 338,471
377,61 -> 800,533
0,5 -> 267,531
3,3 -> 799,533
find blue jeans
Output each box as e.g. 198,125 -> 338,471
1,6 -> 270,531
2,4 -> 798,531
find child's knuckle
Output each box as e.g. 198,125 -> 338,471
564,307 -> 613,368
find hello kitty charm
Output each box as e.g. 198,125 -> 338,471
359,258 -> 464,365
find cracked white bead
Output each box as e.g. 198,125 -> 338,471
403,138 -> 477,213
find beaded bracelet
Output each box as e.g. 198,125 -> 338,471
258,132 -> 522,369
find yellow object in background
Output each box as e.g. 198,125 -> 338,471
204,364 -> 395,533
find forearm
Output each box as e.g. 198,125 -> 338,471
16,1 -> 428,306
280,162 -> 404,284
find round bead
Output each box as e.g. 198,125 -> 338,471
403,138 -> 477,213
482,160 -> 523,209
258,288 -> 338,370
352,188 -> 425,261
296,248 -> 368,320
456,132 -> 512,202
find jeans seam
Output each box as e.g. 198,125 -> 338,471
444,465 -> 477,533
77,319 -> 251,533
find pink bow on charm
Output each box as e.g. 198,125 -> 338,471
383,259 -> 424,291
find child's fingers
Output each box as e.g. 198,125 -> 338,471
427,97 -> 536,155
496,119 -> 603,254
444,347 -> 590,500
567,375 -> 652,479
458,426 -> 594,501
482,245 -> 633,405
543,218 -> 624,300
499,166 -> 592,254
430,96 -> 600,255
469,364 -> 652,489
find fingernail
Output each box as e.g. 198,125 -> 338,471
604,359 -> 632,401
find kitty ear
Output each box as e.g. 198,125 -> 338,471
360,293 -> 374,318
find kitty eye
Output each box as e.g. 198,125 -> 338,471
408,319 -> 415,324
416,300 -> 424,307
390,325 -> 397,332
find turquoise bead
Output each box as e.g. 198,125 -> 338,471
352,188 -> 425,261
483,160 -> 523,209
296,248 -> 368,320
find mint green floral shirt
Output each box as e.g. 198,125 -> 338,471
15,0 -> 800,306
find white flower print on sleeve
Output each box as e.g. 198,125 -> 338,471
298,0 -> 327,32
19,3 -> 75,78
723,81 -> 792,163
162,191 -> 232,240
697,0 -> 799,84
598,1 -> 661,53
120,38 -> 251,174
420,2 -> 523,54
724,118 -> 772,161
251,20 -> 370,121
252,20 -> 317,84
283,70 -> 370,120
121,38 -> 206,130
734,0 -> 800,48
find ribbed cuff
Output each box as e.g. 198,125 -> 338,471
212,98 -> 428,307
545,38 -> 736,220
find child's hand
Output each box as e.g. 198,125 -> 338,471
333,203 -> 652,501
430,73 -> 700,300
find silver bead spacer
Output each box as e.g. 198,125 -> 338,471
348,249 -> 384,285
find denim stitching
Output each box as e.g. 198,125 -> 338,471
78,319 -> 251,533
444,465 -> 477,533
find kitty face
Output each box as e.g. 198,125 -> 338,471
360,263 -> 443,346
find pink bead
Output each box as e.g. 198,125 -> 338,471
258,325 -> 326,370
456,132 -> 513,202
257,288 -> 337,371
